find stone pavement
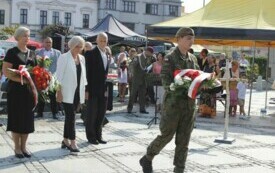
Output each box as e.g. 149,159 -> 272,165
0,89 -> 275,173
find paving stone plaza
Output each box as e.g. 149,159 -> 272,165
1,89 -> 275,173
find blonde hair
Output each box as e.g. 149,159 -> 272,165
14,26 -> 30,41
68,36 -> 85,50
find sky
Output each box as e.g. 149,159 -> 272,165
184,0 -> 211,13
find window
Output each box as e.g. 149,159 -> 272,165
64,12 -> 71,26
40,10 -> 47,28
122,22 -> 135,31
52,11 -> 59,24
0,10 -> 4,25
146,4 -> 158,15
83,14 -> 89,28
106,0 -> 116,10
169,5 -> 178,16
20,9 -> 28,24
123,1 -> 135,13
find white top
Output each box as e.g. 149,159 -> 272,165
237,81 -> 246,99
118,68 -> 128,84
56,51 -> 87,104
239,59 -> 249,66
98,46 -> 107,69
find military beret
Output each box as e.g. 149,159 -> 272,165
146,46 -> 154,54
175,27 -> 194,38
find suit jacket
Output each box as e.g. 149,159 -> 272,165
85,46 -> 110,97
197,57 -> 208,71
36,48 -> 61,74
56,51 -> 87,104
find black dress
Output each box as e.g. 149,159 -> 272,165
4,47 -> 37,133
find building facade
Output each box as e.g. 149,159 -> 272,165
98,0 -> 182,35
1,0 -> 98,39
0,0 -> 12,29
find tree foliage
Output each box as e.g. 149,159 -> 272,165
39,24 -> 72,38
1,25 -> 19,36
0,25 -> 19,40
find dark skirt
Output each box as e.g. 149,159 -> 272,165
6,81 -> 35,134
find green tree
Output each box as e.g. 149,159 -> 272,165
0,25 -> 19,40
39,24 -> 72,38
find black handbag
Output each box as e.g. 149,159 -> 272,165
1,79 -> 9,92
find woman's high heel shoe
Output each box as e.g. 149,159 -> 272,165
61,141 -> 71,149
70,146 -> 80,155
22,151 -> 31,158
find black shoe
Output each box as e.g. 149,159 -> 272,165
88,139 -> 99,145
174,167 -> 184,173
139,155 -> 153,173
61,141 -> 71,149
127,108 -> 132,113
103,118 -> 109,126
15,153 -> 24,159
22,152 -> 31,158
35,113 -> 43,118
70,147 -> 80,153
0,123 -> 3,127
140,110 -> 149,114
97,139 -> 107,144
52,114 -> 58,120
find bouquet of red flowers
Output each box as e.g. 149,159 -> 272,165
32,56 -> 52,91
169,69 -> 221,99
31,55 -> 61,102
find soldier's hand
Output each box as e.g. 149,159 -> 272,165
85,92 -> 89,100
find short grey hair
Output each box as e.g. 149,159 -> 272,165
68,36 -> 85,50
96,32 -> 108,41
14,26 -> 30,41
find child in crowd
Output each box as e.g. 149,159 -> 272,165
118,60 -> 128,102
237,74 -> 248,119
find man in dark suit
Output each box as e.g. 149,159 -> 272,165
85,32 -> 109,145
197,48 -> 208,71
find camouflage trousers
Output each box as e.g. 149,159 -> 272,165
146,96 -> 196,172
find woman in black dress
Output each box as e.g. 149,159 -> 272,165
3,27 -> 37,158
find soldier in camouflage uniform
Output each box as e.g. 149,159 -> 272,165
139,27 -> 199,173
127,47 -> 155,114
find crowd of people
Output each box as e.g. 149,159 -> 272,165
1,25 -> 251,173
195,47 -> 249,118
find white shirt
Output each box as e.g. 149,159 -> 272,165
239,59 -> 249,66
98,46 -> 107,69
237,81 -> 246,99
43,49 -> 53,57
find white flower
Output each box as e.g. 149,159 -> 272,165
183,76 -> 192,81
170,83 -> 175,91
175,77 -> 184,85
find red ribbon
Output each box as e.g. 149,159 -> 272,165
17,65 -> 38,110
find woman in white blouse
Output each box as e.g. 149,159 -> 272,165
56,36 -> 87,154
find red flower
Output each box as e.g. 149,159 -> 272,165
32,66 -> 51,91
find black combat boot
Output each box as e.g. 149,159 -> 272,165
174,167 -> 184,173
139,155 -> 152,173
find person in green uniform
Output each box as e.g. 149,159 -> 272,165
139,27 -> 199,173
127,47 -> 155,114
